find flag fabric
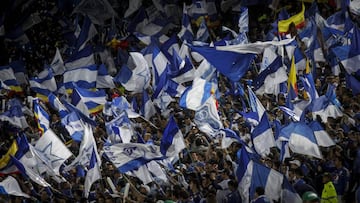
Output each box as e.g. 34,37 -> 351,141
345,73 -> 360,95
248,86 -> 266,121
0,101 -> 28,129
0,176 -> 30,198
33,99 -> 50,134
64,45 -> 95,70
310,91 -> 343,123
103,143 -> 165,173
116,52 -> 150,93
96,64 -> 115,89
161,34 -> 180,60
340,25 -> 360,74
71,86 -> 107,114
48,93 -> 68,118
61,111 -> 85,142
279,122 -> 322,159
160,116 -> 185,157
65,123 -> 101,170
75,16 -> 98,51
152,44 -> 169,88
141,90 -> 157,120
178,3 -> 194,42
309,121 -> 335,147
84,147 -> 101,198
196,17 -> 209,42
72,0 -> 116,25
194,97 -> 223,136
189,45 -> 255,82
300,72 -> 319,101
251,113 -> 276,157
0,66 -> 22,92
278,3 -> 305,34
34,129 -> 73,174
179,77 -> 213,111
253,56 -> 283,90
63,65 -> 98,91
51,47 -> 65,76
220,128 -> 242,149
29,68 -> 57,101
9,60 -> 27,85
105,111 -> 133,144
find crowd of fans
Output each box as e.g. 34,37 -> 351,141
0,0 -> 360,202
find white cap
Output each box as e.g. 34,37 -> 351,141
289,160 -> 301,167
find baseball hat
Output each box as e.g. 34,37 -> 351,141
289,159 -> 301,167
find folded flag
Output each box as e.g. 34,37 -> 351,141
309,121 -> 335,147
279,122 -> 322,159
0,176 -> 30,198
160,116 -> 185,157
103,143 -> 165,173
84,147 -> 101,198
179,77 -> 213,111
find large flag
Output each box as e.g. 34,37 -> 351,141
179,77 -> 213,111
309,121 -> 335,147
0,176 -> 30,198
29,68 -> 57,101
96,64 -> 115,89
71,86 -> 107,114
64,45 -> 95,70
63,65 -> 98,91
189,45 -> 255,82
194,97 -> 223,136
103,143 -> 165,173
0,66 -> 22,92
65,123 -> 101,170
75,16 -> 98,51
33,99 -> 50,135
84,147 -> 101,198
51,47 -> 65,76
34,129 -> 73,175
178,3 -> 194,42
278,3 -> 305,34
0,101 -> 28,129
279,122 -> 322,159
333,25 -> 360,74
251,113 -> 276,157
160,116 -> 185,157
115,52 -> 150,93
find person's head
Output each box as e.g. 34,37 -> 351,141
334,156 -> 343,168
254,187 -> 265,198
302,191 -> 320,203
227,180 -> 237,192
322,172 -> 332,184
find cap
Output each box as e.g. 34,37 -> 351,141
289,160 -> 301,167
140,185 -> 151,195
302,191 -> 320,201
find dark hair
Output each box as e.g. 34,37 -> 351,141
255,187 -> 265,196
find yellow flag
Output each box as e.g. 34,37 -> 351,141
0,141 -> 18,169
278,3 -> 305,34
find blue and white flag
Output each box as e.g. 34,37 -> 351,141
71,86 -> 107,115
103,143 -> 165,173
195,17 -> 209,42
48,93 -> 68,118
63,65 -> 98,91
300,73 -> 319,101
160,116 -> 185,157
75,16 -> 98,51
61,111 -> 85,142
189,45 -> 255,82
152,44 -> 170,88
0,65 -> 22,92
29,68 -> 57,99
0,176 -> 30,198
105,111 -> 133,144
248,86 -> 266,122
104,96 -> 140,119
33,99 -> 50,134
0,101 -> 28,129
116,52 -> 150,93
51,48 -> 65,76
96,64 -> 115,89
238,7 -> 249,34
309,121 -> 335,147
141,90 -> 157,120
251,113 -> 275,157
310,90 -> 343,123
84,147 -> 101,198
9,60 -> 27,85
65,123 -> 101,170
220,128 -> 242,149
279,122 -> 322,159
179,77 -> 213,111
64,45 -> 95,70
194,97 -> 223,136
34,129 -> 73,175
161,34 -> 180,60
178,3 -> 194,42
253,56 -> 283,90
